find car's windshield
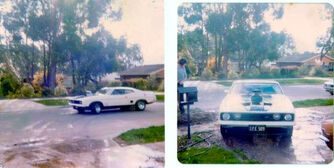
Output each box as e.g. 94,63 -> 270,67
231,83 -> 283,95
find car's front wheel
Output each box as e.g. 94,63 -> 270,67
135,100 -> 146,111
90,102 -> 103,114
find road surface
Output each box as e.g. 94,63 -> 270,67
181,80 -> 333,164
0,102 -> 164,168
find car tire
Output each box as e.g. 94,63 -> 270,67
135,100 -> 146,111
330,92 -> 333,95
77,109 -> 85,114
220,125 -> 233,146
90,102 -> 103,114
279,127 -> 293,147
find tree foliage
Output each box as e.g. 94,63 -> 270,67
178,3 -> 294,78
0,0 -> 143,92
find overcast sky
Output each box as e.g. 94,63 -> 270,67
102,0 -> 164,65
264,3 -> 332,53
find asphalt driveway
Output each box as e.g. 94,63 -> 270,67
0,102 -> 164,168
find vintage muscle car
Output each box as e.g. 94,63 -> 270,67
69,87 -> 156,114
323,79 -> 333,95
219,80 -> 295,143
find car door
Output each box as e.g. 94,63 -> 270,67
123,89 -> 136,105
109,89 -> 128,106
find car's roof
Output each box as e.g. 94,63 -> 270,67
100,86 -> 137,90
233,80 -> 279,84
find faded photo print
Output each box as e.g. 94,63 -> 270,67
177,3 -> 333,164
0,0 -> 164,167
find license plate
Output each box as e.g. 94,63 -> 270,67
249,125 -> 266,132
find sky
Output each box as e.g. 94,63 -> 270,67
264,3 -> 332,53
102,0 -> 164,65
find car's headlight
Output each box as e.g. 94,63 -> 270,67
273,114 -> 281,120
284,114 -> 292,121
233,113 -> 241,120
222,113 -> 230,120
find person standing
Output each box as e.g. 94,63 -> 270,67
178,58 -> 187,113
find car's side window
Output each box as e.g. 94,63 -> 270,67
124,89 -> 134,94
112,89 -> 125,95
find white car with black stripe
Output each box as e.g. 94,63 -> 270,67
69,87 -> 156,114
219,80 -> 295,144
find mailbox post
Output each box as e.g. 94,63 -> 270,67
178,87 -> 198,139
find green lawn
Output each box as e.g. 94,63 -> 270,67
34,99 -> 69,106
178,146 -> 260,164
216,81 -> 233,87
118,125 -> 164,145
293,98 -> 333,108
156,94 -> 164,101
217,78 -> 326,87
275,79 -> 326,85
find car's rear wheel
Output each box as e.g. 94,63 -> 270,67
135,100 -> 146,111
90,103 -> 102,114
330,91 -> 333,95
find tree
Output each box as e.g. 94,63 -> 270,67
1,0 -> 143,94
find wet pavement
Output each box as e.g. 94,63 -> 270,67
0,102 -> 164,168
180,80 -> 333,164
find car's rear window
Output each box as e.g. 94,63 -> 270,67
231,83 -> 283,95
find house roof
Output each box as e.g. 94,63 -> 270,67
119,64 -> 164,76
277,52 -> 318,63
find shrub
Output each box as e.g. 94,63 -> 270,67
241,68 -> 260,79
32,72 -> 44,95
227,71 -> 239,80
54,84 -> 68,96
71,85 -> 85,96
280,68 -> 300,78
217,73 -> 226,80
0,72 -> 21,97
298,64 -> 313,76
42,87 -> 53,97
313,67 -> 333,77
20,83 -> 35,98
146,76 -> 159,91
109,81 -> 122,87
201,68 -> 214,80
133,79 -> 148,90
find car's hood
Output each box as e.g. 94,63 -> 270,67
219,94 -> 294,112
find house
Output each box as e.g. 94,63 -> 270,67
119,64 -> 164,82
275,52 -> 334,71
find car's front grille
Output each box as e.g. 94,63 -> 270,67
221,112 -> 294,121
69,100 -> 82,104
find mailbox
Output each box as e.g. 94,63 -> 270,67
178,87 -> 198,104
177,86 -> 198,140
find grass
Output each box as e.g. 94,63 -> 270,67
118,125 -> 164,145
156,94 -> 164,101
216,81 -> 233,87
34,99 -> 69,106
293,98 -> 333,108
275,79 -> 326,85
216,78 -> 327,87
178,146 -> 260,164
